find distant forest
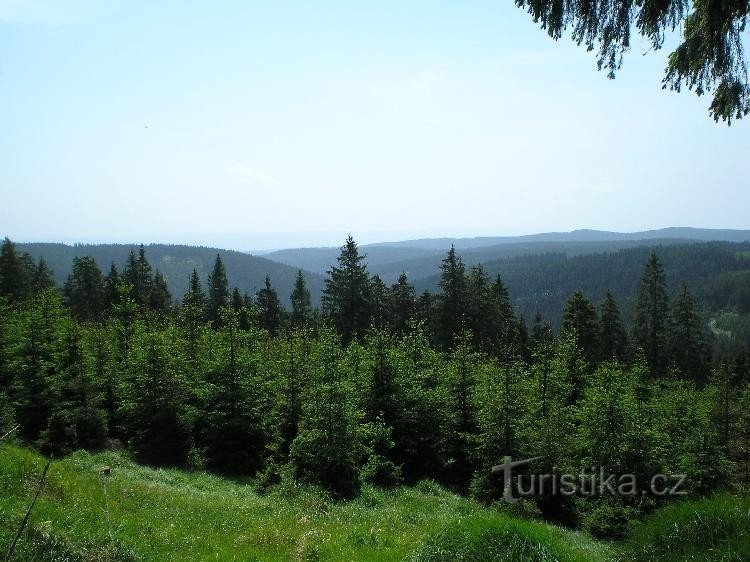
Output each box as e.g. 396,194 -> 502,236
1,235 -> 749,535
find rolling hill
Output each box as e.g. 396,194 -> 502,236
14,243 -> 325,306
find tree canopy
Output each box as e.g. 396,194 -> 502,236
516,0 -> 750,123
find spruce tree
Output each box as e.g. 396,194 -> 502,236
669,283 -> 711,385
291,328 -> 363,498
561,290 -> 599,367
0,238 -> 31,303
203,308 -> 269,474
103,262 -> 120,311
599,291 -> 628,363
436,246 -> 467,351
32,258 -> 56,293
206,254 -> 230,326
321,235 -> 371,345
290,270 -> 312,328
633,252 -> 670,378
256,275 -> 281,337
63,256 -> 105,322
369,275 -> 389,330
149,270 -> 172,312
387,272 -> 415,335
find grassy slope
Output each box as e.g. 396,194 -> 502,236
0,445 -> 614,561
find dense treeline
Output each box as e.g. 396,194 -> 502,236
1,235 -> 749,535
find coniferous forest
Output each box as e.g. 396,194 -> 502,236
2,233 -> 750,559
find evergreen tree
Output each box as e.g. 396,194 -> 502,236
669,283 -> 711,385
490,275 -> 516,359
530,312 -> 554,359
561,290 -> 599,366
203,309 -> 269,474
387,272 -> 415,335
63,256 -> 105,322
103,262 -> 120,311
40,321 -> 107,455
369,275 -> 389,330
633,252 -> 670,378
436,246 -> 467,350
123,327 -> 191,467
598,291 -> 628,363
32,258 -> 56,294
444,330 -> 479,491
206,254 -> 230,326
122,246 -> 154,307
291,329 -> 363,498
321,236 -> 371,345
290,270 -> 312,329
0,238 -> 31,303
149,270 -> 172,312
256,276 -> 281,337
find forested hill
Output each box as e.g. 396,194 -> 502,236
414,241 -> 750,337
265,227 -> 750,278
14,242 -> 324,305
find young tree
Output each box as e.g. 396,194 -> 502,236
290,270 -> 312,328
63,256 -> 105,322
598,291 -> 628,363
291,329 -> 363,498
203,309 -> 269,474
103,262 -> 120,311
436,246 -> 467,351
149,270 -> 172,313
369,275 -> 389,331
669,283 -> 711,385
256,275 -> 282,337
123,327 -> 191,467
206,254 -> 230,326
0,238 -> 31,303
561,290 -> 599,367
387,272 -> 415,335
32,258 -> 56,294
321,236 -> 371,345
633,252 -> 670,378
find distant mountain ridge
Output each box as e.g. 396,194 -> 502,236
14,242 -> 324,306
264,228 -> 750,279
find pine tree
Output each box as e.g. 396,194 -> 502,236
490,275 -> 516,359
0,238 -> 31,303
321,236 -> 371,345
256,276 -> 281,337
290,270 -> 312,329
599,291 -> 628,363
445,330 -> 479,491
203,308 -> 269,474
63,256 -> 105,322
436,246 -> 467,351
290,329 -> 363,498
387,272 -> 415,335
633,252 -> 670,378
669,283 -> 711,385
123,327 -> 191,467
561,290 -> 599,367
32,258 -> 56,293
369,275 -> 389,330
465,264 -> 492,353
103,262 -> 120,311
122,246 -> 154,307
206,254 -> 230,326
149,270 -> 172,312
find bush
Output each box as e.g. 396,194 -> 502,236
582,501 -> 636,540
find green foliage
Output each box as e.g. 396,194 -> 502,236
634,252 -> 670,378
626,493 -> 750,561
515,0 -> 749,122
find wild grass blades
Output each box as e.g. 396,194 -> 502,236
0,425 -> 19,442
4,455 -> 52,562
99,467 -> 115,546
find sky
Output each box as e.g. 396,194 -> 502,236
1,0 -> 748,250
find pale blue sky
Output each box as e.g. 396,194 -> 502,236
1,0 -> 747,250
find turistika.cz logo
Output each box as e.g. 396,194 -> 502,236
491,456 -> 688,504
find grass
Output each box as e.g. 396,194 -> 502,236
626,493 -> 750,561
0,444 -> 616,561
1,443 -> 747,561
